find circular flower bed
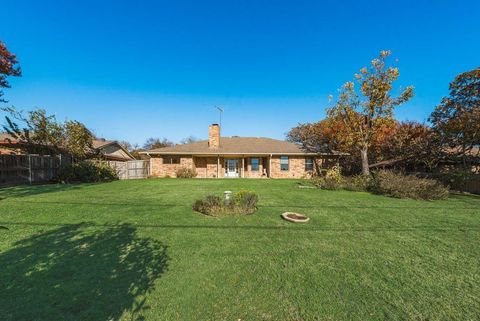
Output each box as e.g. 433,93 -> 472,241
281,212 -> 310,223
192,191 -> 258,216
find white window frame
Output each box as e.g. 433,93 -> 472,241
305,158 -> 314,171
280,156 -> 289,171
250,158 -> 259,171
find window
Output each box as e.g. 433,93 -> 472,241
305,158 -> 314,171
251,158 -> 259,171
280,156 -> 289,171
163,156 -> 180,164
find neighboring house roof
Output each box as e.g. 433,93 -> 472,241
370,146 -> 480,168
444,146 -> 480,157
92,139 -> 114,149
369,158 -> 405,168
0,133 -> 19,144
92,139 -> 135,161
140,137 -> 343,155
0,134 -> 134,160
0,133 -> 23,155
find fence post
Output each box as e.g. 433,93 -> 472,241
28,154 -> 33,184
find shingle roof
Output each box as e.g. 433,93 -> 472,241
1,135 -> 117,150
0,133 -> 16,142
0,134 -> 133,159
140,137 -> 342,155
92,139 -> 116,149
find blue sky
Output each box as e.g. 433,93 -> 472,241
1,0 -> 479,145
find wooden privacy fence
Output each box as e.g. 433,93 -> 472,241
0,156 -> 149,186
458,175 -> 480,195
106,160 -> 150,180
0,154 -> 68,186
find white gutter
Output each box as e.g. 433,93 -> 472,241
138,151 -> 344,156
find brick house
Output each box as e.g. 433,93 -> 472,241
140,124 -> 342,178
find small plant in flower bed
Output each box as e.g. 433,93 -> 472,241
175,167 -> 197,178
193,190 -> 258,216
368,170 -> 449,200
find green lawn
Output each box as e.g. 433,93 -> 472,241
0,179 -> 479,321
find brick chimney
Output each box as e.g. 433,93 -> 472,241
208,124 -> 220,149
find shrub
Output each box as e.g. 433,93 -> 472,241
192,195 -> 222,215
309,168 -> 448,200
325,165 -> 343,183
430,168 -> 475,191
312,166 -> 346,190
368,170 -> 449,200
342,175 -> 372,192
312,176 -> 343,190
193,191 -> 258,216
56,160 -> 118,183
234,190 -> 258,213
175,167 -> 197,178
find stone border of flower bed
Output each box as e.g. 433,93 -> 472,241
281,212 -> 310,223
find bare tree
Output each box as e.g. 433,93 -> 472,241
143,137 -> 174,150
180,136 -> 199,145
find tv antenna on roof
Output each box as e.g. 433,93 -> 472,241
215,106 -> 224,128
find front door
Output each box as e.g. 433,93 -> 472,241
226,159 -> 239,178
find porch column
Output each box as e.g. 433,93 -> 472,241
242,157 -> 245,178
217,156 -> 220,178
269,154 -> 272,178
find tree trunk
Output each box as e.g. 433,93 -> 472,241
360,148 -> 370,175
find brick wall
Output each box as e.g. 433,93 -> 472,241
150,155 -> 338,179
194,157 -> 224,178
150,156 -> 193,177
269,156 -> 335,178
245,157 -> 265,178
270,156 -> 305,178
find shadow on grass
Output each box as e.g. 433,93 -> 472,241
1,221 -> 479,232
13,199 -> 480,210
0,183 -> 90,199
0,223 -> 169,321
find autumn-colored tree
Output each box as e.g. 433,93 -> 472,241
143,137 -> 174,150
327,50 -> 414,175
287,117 -> 399,174
429,67 -> 480,167
0,40 -> 21,103
380,121 -> 444,171
287,118 -> 360,173
287,119 -> 341,153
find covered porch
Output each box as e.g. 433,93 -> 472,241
193,155 -> 271,178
